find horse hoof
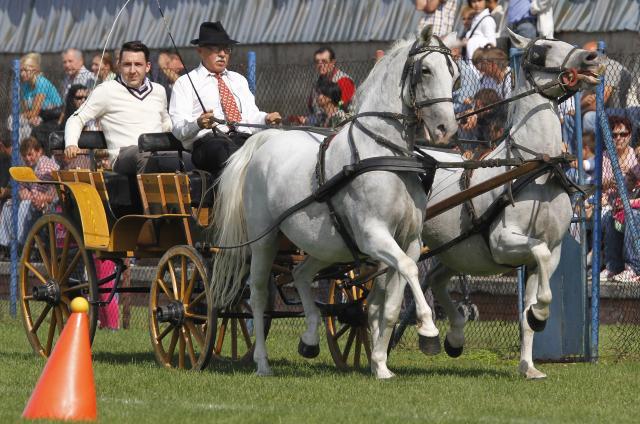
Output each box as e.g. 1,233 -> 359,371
419,334 -> 441,355
526,308 -> 547,332
444,336 -> 463,358
298,339 -> 320,358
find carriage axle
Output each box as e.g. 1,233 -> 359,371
32,281 -> 61,305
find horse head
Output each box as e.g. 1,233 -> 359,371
508,30 -> 603,99
401,25 -> 460,145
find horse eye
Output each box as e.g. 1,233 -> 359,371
422,67 -> 432,75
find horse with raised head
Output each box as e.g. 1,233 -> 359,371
209,27 -> 459,378
418,30 -> 601,378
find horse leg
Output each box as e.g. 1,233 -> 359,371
367,266 -> 389,350
527,242 -> 560,325
362,236 -> 438,378
249,238 -> 279,376
429,262 -> 466,357
519,245 -> 561,379
371,269 -> 405,379
292,257 -> 330,358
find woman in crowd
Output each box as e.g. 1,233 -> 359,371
463,0 -> 496,62
18,52 -> 63,145
315,78 -> 349,128
90,52 -> 117,85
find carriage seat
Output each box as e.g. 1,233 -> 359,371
48,131 -> 142,217
138,132 -> 214,207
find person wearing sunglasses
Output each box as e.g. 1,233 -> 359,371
170,21 -> 281,179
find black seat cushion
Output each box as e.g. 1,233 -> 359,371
102,172 -> 143,217
188,171 -> 215,208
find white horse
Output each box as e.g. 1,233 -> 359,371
419,31 -> 602,378
209,27 -> 459,378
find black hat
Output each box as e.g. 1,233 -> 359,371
190,21 -> 238,46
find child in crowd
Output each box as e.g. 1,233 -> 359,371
463,0 -> 496,61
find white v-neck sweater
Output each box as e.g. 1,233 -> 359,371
65,79 -> 172,163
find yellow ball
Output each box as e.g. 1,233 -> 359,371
70,297 -> 89,313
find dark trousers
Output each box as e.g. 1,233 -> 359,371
113,145 -> 193,176
191,132 -> 251,178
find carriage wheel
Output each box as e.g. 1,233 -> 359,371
212,281 -> 274,363
149,245 -> 215,370
324,279 -> 371,370
20,214 -> 98,358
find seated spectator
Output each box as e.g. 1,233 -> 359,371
600,116 -> 639,282
507,0 -> 537,39
472,45 -> 512,100
580,41 -> 632,134
315,78 -> 350,128
91,52 -> 117,85
16,53 -> 63,147
61,48 -> 96,98
460,88 -> 505,142
463,0 -> 496,62
566,132 -> 596,185
0,137 -> 59,251
602,116 -> 637,202
154,50 -> 186,102
58,84 -> 98,170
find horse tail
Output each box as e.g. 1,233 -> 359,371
209,129 -> 280,308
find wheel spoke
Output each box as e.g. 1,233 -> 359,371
178,331 -> 186,369
45,311 -> 58,355
239,319 -> 253,350
24,262 -> 48,285
167,260 -> 178,299
353,330 -> 362,368
167,328 -> 179,361
58,231 -> 71,280
180,256 -> 186,301
185,313 -> 207,322
48,222 -> 58,279
33,234 -> 51,278
342,328 -> 357,363
184,320 -> 205,349
54,307 -> 64,335
333,323 -> 350,341
156,278 -> 172,298
183,269 -> 198,303
231,318 -> 238,359
31,304 -> 52,333
183,326 -> 197,367
215,317 -> 229,353
58,250 -> 82,287
157,323 -> 174,342
187,291 -> 206,309
62,283 -> 89,294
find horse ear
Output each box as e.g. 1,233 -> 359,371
507,28 -> 531,49
420,25 -> 434,44
441,32 -> 462,49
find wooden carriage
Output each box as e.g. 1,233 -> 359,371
11,131 -> 372,371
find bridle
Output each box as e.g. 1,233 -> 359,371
520,37 -> 584,103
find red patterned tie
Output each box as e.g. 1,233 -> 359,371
214,73 -> 242,124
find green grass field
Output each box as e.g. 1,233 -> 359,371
1,318 -> 640,423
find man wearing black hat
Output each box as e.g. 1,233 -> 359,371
170,21 -> 281,178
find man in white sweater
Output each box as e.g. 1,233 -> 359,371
64,41 -> 173,175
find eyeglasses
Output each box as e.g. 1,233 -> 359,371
74,95 -> 87,100
612,131 -> 630,138
314,59 -> 331,64
205,45 -> 232,54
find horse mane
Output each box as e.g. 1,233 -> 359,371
353,38 -> 413,109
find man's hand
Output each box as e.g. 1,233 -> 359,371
265,112 -> 282,125
460,114 -> 477,131
65,145 -> 80,159
197,111 -> 217,129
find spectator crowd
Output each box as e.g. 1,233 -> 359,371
0,0 -> 639,323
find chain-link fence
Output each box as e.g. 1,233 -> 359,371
0,47 -> 639,361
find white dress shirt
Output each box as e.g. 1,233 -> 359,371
169,64 -> 267,150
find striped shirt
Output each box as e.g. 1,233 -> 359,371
417,0 -> 457,37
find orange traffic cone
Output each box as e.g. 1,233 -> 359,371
23,297 -> 97,421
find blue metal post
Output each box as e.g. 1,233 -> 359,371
589,41 -> 606,362
10,59 -> 20,317
247,51 -> 256,95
